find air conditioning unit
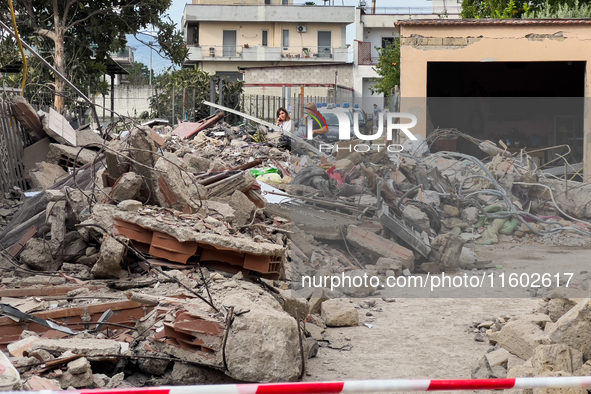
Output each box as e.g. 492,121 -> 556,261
297,25 -> 307,33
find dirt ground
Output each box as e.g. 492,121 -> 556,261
304,242 -> 591,393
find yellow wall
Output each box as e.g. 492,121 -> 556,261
398,23 -> 591,176
199,21 -> 344,52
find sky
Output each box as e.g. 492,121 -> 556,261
129,0 -> 432,75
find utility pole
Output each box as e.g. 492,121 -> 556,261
149,41 -> 153,85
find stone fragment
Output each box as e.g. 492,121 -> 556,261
137,343 -> 169,376
46,200 -> 67,242
305,337 -> 319,359
507,363 -> 534,394
117,200 -> 143,212
279,289 -> 310,320
428,233 -> 465,270
224,302 -> 302,382
154,154 -> 207,212
68,357 -> 91,375
28,349 -> 54,363
547,298 -> 579,323
109,172 -> 143,203
420,262 -> 441,274
184,153 -> 211,173
486,347 -> 511,368
92,374 -> 110,389
308,288 -> 329,315
546,298 -> 591,360
321,299 -> 359,327
402,205 -> 431,233
531,344 -> 583,375
91,235 -> 127,279
491,365 -> 508,378
168,362 -> 233,385
443,204 -> 460,218
19,238 -> 62,271
229,190 -> 255,227
471,355 -> 493,379
490,320 -> 552,360
337,269 -> 378,297
461,207 -> 480,225
304,322 -> 325,341
57,368 -> 93,389
45,143 -> 97,167
376,257 -> 403,275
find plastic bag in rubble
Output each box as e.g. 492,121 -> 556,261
256,173 -> 282,184
250,168 -> 279,177
402,134 -> 429,157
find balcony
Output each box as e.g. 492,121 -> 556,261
111,46 -> 134,68
280,46 -> 348,62
183,4 -> 355,24
187,45 -> 348,63
357,41 -> 378,65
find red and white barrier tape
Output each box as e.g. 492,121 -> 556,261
10,377 -> 591,394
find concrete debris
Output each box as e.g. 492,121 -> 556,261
321,299 -> 359,327
6,95 -> 591,390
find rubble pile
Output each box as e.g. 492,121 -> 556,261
2,96 -> 591,388
470,297 -> 591,392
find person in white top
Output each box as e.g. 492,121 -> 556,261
276,107 -> 292,133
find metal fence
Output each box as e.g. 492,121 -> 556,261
0,91 -> 28,193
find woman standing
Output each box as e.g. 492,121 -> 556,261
276,107 -> 292,133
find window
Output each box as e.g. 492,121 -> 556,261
282,30 -> 289,48
318,31 -> 331,57
265,0 -> 271,4
282,0 -> 288,4
223,30 -> 237,57
262,30 -> 268,47
382,37 -> 395,49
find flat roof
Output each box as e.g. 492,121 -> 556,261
396,18 -> 591,28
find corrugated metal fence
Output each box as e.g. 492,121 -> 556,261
0,93 -> 28,194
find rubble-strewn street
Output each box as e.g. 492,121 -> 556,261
1,94 -> 591,392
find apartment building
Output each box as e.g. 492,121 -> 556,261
182,0 -> 355,80
353,0 -> 461,113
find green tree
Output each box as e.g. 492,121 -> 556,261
149,68 -> 244,123
126,62 -> 151,85
460,0 -> 591,18
0,0 -> 187,112
370,39 -> 400,97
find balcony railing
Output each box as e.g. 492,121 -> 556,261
362,6 -> 461,15
186,45 -> 347,62
280,46 -> 347,61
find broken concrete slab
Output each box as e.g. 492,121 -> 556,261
28,162 -> 68,189
184,153 -> 211,173
489,320 -> 552,360
346,225 -> 414,272
11,95 -> 46,142
531,344 -> 583,375
546,298 -> 591,360
46,200 -> 67,243
321,299 -> 359,327
45,143 -> 97,168
154,154 -> 205,212
67,357 -> 91,375
28,338 -> 121,360
547,298 -> 579,323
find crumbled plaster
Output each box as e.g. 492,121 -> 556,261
401,36 -> 483,50
525,32 -> 565,41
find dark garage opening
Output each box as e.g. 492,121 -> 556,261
426,61 -> 586,165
